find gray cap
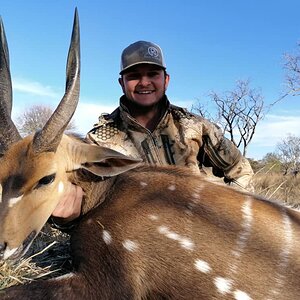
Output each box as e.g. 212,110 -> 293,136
120,41 -> 166,74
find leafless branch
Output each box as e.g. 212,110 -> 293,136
16,105 -> 76,137
193,80 -> 265,156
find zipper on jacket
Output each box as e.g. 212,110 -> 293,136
126,115 -> 164,165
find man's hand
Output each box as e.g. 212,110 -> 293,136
52,183 -> 83,224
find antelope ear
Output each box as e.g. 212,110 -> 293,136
73,143 -> 142,176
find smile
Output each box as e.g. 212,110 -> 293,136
135,91 -> 154,94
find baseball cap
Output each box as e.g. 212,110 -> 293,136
120,41 -> 166,74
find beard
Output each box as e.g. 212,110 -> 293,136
123,93 -> 168,115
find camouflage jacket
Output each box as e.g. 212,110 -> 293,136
87,96 -> 253,190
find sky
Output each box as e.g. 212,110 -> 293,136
1,0 -> 300,160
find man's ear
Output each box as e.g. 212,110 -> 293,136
70,142 -> 142,177
164,73 -> 170,90
118,77 -> 125,92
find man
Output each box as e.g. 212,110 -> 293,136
51,41 -> 253,226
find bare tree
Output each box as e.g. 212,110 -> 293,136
194,80 -> 264,157
276,134 -> 300,176
284,42 -> 300,96
16,105 -> 76,137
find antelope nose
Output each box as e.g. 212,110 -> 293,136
0,242 -> 7,258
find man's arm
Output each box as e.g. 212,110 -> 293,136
201,120 -> 254,191
224,155 -> 254,191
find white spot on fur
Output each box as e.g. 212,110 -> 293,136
58,181 -> 64,194
102,230 -> 112,245
180,237 -> 194,250
157,225 -> 194,251
8,195 -> 23,208
166,232 -> 180,240
233,290 -> 252,300
122,240 -> 139,252
267,208 -> 293,298
194,259 -> 211,273
281,211 -> 293,261
158,225 -> 168,234
214,277 -> 233,295
140,181 -> 148,187
191,185 -> 203,203
241,197 -> 253,231
148,214 -> 159,221
168,184 -> 176,191
230,196 -> 253,275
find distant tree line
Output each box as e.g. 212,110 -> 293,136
249,134 -> 300,176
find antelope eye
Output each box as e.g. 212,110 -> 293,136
35,174 -> 56,189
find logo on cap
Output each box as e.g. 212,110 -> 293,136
147,46 -> 159,58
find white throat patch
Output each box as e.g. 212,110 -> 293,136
8,195 -> 23,208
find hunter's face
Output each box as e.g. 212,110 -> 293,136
119,64 -> 169,107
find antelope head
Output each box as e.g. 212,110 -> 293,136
0,10 -> 140,261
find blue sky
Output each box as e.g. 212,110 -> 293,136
1,0 -> 300,159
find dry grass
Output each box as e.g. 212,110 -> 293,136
0,224 -> 71,290
253,172 -> 300,207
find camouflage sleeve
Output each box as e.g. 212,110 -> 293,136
226,156 -> 254,192
201,120 -> 254,191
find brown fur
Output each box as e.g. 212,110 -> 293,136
1,164 -> 300,299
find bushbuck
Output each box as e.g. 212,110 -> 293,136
0,9 -> 300,300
